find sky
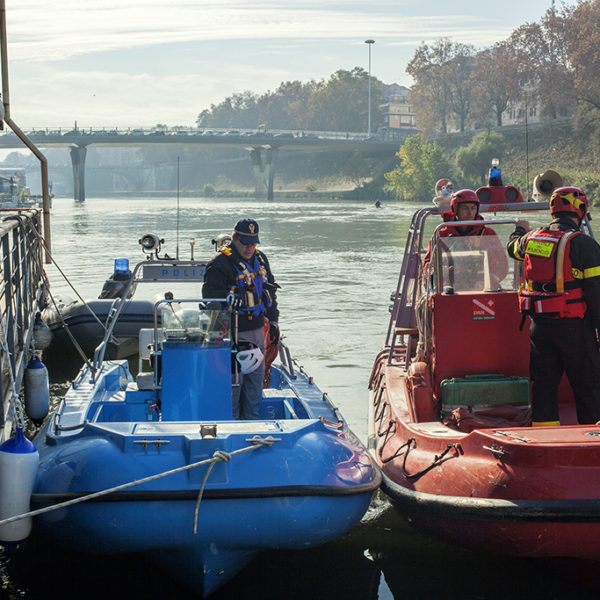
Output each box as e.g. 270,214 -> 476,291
2,0 -> 566,130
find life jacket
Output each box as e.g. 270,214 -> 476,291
220,246 -> 274,320
518,228 -> 586,319
440,212 -> 486,237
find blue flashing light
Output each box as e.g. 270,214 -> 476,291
113,258 -> 130,278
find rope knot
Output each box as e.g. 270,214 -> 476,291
212,450 -> 232,462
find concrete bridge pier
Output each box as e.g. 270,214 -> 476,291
249,146 -> 278,200
70,145 -> 87,202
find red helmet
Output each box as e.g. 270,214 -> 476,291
549,186 -> 588,219
450,189 -> 480,216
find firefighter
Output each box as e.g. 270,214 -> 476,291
424,189 -> 509,288
507,187 -> 600,426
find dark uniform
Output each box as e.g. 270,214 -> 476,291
202,245 -> 279,333
202,224 -> 278,420
508,216 -> 600,425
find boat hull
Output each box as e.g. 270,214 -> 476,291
34,493 -> 371,595
33,362 -> 379,596
382,471 -> 600,560
42,298 -> 155,358
370,359 -> 600,562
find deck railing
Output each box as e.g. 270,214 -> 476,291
0,209 -> 47,437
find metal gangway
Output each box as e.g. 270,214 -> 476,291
0,209 -> 47,442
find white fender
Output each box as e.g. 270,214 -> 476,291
32,314 -> 52,350
0,428 -> 39,545
24,355 -> 50,425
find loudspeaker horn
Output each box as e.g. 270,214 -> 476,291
532,169 -> 563,202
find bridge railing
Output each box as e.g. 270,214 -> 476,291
0,209 -> 47,436
2,126 -> 409,142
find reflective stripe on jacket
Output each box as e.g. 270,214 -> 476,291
519,228 -> 586,318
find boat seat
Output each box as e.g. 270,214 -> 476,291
431,291 -> 531,399
136,372 -> 155,390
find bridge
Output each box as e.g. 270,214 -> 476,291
0,127 -> 414,200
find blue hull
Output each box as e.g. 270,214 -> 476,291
32,361 -> 379,596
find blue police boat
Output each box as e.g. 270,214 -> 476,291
32,258 -> 379,597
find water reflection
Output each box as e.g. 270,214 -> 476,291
3,497 -> 597,599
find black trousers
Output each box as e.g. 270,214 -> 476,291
530,317 -> 600,424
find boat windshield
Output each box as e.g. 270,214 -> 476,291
428,222 -> 520,294
160,301 -> 231,346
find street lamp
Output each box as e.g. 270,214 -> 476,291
364,39 -> 375,136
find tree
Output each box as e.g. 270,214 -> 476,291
509,10 -> 573,121
406,40 -> 478,134
196,91 -> 259,128
384,135 -> 452,200
455,131 -> 505,187
563,1 -> 600,117
256,80 -> 319,130
472,42 -> 521,127
406,39 -> 455,135
195,69 -> 382,133
308,68 -> 383,132
342,152 -> 374,187
445,43 -> 477,132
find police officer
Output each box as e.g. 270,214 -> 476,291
507,187 -> 600,426
202,219 -> 279,420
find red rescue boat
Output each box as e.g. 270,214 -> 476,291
368,184 -> 600,561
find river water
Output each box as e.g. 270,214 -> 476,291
1,196 -> 597,599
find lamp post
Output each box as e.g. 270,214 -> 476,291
364,39 -> 375,136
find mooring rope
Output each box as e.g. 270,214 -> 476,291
28,226 -> 111,332
0,435 -> 280,529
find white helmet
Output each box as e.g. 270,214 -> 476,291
236,345 -> 264,374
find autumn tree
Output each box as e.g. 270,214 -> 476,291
407,39 -> 455,135
563,1 -> 600,122
509,9 -> 573,121
384,135 -> 452,200
444,44 -> 478,132
471,42 -> 521,127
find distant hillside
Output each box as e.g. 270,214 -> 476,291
433,117 -> 600,203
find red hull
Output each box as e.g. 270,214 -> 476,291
370,199 -> 600,561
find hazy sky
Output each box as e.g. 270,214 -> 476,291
3,0 -> 562,130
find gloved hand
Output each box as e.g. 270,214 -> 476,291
226,293 -> 246,310
269,321 -> 280,345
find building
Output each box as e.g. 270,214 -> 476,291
379,83 -> 417,138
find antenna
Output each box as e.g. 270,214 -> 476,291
176,155 -> 180,259
524,96 -> 530,200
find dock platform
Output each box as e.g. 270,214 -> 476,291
0,208 -> 47,442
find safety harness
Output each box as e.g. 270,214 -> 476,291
220,246 -> 274,320
518,228 -> 586,324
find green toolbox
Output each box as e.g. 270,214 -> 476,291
440,373 -> 530,416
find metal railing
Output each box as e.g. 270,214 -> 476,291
0,209 -> 47,435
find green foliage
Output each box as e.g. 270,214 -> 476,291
196,68 -> 383,133
384,135 -> 452,201
455,131 -> 505,187
201,183 -> 216,197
